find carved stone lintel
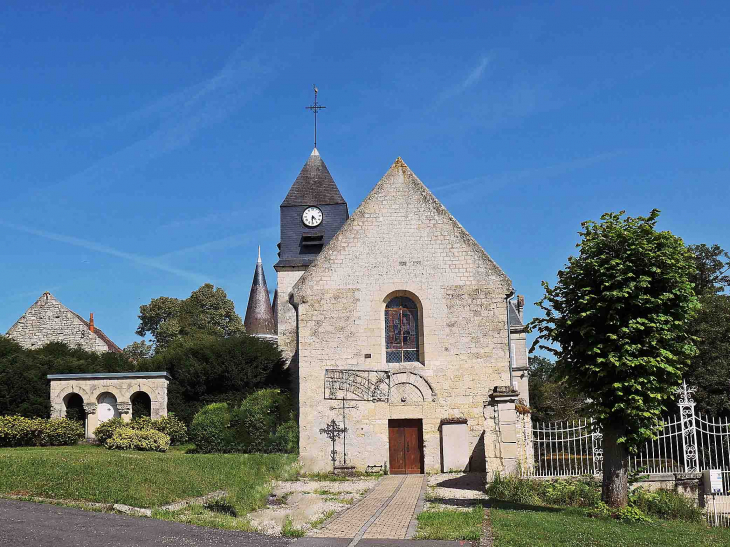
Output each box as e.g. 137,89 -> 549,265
83,403 -> 97,415
117,402 -> 132,415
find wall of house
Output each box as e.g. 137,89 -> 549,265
7,293 -> 110,353
292,159 -> 518,474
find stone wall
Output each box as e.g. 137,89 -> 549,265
7,292 -> 112,353
292,158 -> 519,473
275,267 -> 306,365
49,374 -> 169,439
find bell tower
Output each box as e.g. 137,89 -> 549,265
274,87 -> 348,364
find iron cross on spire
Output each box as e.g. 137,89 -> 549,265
305,84 -> 326,149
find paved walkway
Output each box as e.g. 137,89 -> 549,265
310,475 -> 426,543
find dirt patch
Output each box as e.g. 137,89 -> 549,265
248,477 -> 380,536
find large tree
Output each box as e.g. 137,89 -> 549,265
530,210 -> 698,507
528,355 -> 588,422
136,284 -> 245,351
137,332 -> 287,424
687,243 -> 730,296
685,243 -> 730,416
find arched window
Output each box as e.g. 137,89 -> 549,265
385,296 -> 419,363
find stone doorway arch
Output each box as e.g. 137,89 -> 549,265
97,392 -> 120,423
131,391 -> 152,419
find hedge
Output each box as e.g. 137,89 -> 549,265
190,389 -> 298,454
0,416 -> 84,447
93,414 -> 187,446
105,427 -> 170,452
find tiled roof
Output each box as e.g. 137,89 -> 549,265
281,149 -> 346,207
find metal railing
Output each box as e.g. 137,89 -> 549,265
525,383 -> 730,478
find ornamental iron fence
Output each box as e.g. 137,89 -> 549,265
525,383 -> 730,478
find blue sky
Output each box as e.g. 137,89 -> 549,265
1,0 -> 728,351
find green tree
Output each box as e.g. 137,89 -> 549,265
684,244 -> 730,416
687,243 -> 729,296
528,355 -> 587,422
135,284 -> 245,351
0,338 -> 130,418
138,333 -> 287,424
685,295 -> 730,417
122,340 -> 154,363
530,210 -> 698,508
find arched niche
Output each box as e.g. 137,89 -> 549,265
96,392 -> 120,423
389,371 -> 436,404
131,391 -> 152,419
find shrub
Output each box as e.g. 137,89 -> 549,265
93,417 -> 125,444
189,403 -> 234,453
190,391 -> 297,454
0,416 -> 83,447
94,415 -> 188,447
486,473 -> 541,505
153,414 -> 188,445
629,487 -> 702,522
231,389 -> 293,453
105,427 -> 170,452
535,478 -> 600,507
40,418 -> 85,446
271,419 -> 299,454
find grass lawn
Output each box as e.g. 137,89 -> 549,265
491,502 -> 730,547
0,444 -> 296,517
415,505 -> 484,541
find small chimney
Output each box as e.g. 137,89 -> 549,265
89,313 -> 95,333
517,295 -> 525,321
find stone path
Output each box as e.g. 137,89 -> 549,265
310,475 -> 426,543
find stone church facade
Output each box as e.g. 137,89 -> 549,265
266,150 -> 531,475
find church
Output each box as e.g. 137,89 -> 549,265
245,146 -> 531,475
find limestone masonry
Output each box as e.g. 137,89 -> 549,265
6,292 -> 121,353
274,153 -> 531,475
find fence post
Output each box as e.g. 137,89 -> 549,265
677,382 -> 699,473
591,419 -> 603,476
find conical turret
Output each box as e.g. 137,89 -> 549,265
244,247 -> 276,335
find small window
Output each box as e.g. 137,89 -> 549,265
385,296 -> 419,363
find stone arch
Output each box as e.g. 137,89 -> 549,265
96,391 -> 120,423
125,382 -> 162,403
380,290 -> 426,365
62,392 -> 85,422
130,391 -> 152,419
389,371 -> 436,403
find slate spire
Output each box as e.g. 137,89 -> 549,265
280,149 -> 346,206
244,247 -> 276,335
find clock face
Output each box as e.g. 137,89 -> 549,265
302,206 -> 323,227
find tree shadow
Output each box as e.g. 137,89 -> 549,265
434,473 -> 486,492
489,500 -> 564,513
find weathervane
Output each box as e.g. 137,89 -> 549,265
305,84 -> 326,148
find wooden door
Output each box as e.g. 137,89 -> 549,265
388,419 -> 423,474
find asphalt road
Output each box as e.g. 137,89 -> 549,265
0,500 -> 465,547
0,499 -> 290,547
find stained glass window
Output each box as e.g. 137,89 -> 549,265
385,296 -> 419,363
